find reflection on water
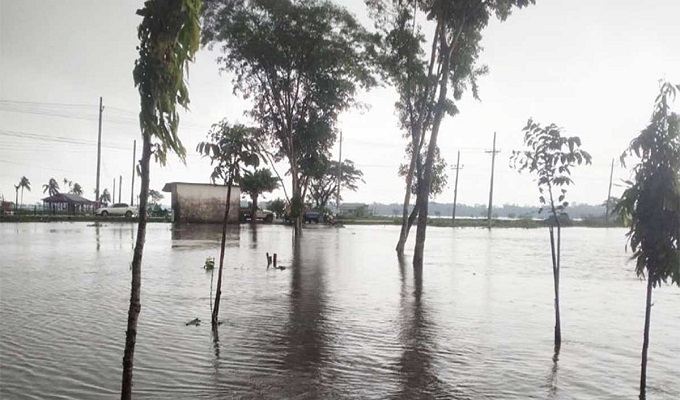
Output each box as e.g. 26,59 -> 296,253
0,223 -> 679,399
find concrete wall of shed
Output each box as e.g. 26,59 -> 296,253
172,184 -> 240,223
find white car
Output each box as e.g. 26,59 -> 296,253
96,203 -> 137,218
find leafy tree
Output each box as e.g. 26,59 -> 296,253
240,168 -> 279,221
122,1 -> 201,398
614,81 -> 680,400
70,183 -> 83,196
149,189 -> 164,204
267,198 -> 287,219
197,121 -> 262,327
367,0 -> 534,264
18,176 -> 31,207
307,158 -> 364,211
42,178 -> 60,196
202,0 -> 378,236
511,119 -> 592,348
99,189 -> 111,204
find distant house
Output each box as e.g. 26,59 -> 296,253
162,182 -> 241,223
42,193 -> 96,214
1,200 -> 15,214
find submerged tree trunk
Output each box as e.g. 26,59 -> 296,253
121,133 -> 151,400
250,194 -> 258,225
212,177 -> 233,326
413,49 -> 451,267
396,128 -> 422,254
639,271 -> 654,400
549,225 -> 562,346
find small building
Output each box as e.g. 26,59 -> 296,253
42,193 -> 96,214
162,182 -> 241,224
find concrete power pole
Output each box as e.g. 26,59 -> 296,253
335,130 -> 343,215
130,140 -> 136,206
113,178 -> 116,205
486,132 -> 500,229
119,175 -> 122,203
605,158 -> 614,222
95,97 -> 103,206
451,150 -> 463,224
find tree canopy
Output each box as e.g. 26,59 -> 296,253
307,158 -> 364,210
202,0 -> 379,233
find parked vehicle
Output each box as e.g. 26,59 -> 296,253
240,207 -> 274,223
95,203 -> 137,218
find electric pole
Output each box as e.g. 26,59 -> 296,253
605,158 -> 614,222
451,150 -> 463,224
119,175 -> 122,203
131,140 -> 136,206
336,130 -> 343,215
113,178 -> 116,205
486,132 -> 500,229
95,97 -> 103,206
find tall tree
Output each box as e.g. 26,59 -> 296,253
42,178 -> 60,196
18,176 -> 31,207
197,121 -> 262,327
367,0 -> 533,264
307,158 -> 364,210
202,0 -> 378,237
122,0 -> 201,398
148,189 -> 164,204
240,168 -> 279,221
615,81 -> 680,400
511,119 -> 592,348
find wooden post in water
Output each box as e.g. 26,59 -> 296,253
486,132 -> 500,229
451,151 -> 462,225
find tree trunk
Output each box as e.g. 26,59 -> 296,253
250,194 -> 258,225
121,133 -> 151,400
639,271 -> 654,400
291,170 -> 302,237
212,176 -> 233,327
413,43 -> 451,268
549,226 -> 562,346
396,127 -> 422,254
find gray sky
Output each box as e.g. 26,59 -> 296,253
1,0 -> 679,207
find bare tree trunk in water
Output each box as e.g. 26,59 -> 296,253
413,45 -> 451,268
396,127 -> 422,254
121,133 -> 151,400
549,225 -> 562,347
212,176 -> 233,327
291,170 -> 302,238
639,271 -> 654,400
250,194 -> 258,225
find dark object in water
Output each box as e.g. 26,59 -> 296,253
185,318 -> 200,326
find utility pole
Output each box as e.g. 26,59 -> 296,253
451,150 -> 463,224
335,130 -> 343,215
113,178 -> 116,205
605,158 -> 614,222
95,97 -> 103,206
486,132 -> 500,229
119,175 -> 122,203
130,140 -> 136,206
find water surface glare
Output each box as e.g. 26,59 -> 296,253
0,223 -> 678,399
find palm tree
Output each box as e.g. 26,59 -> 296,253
240,168 -> 279,223
18,176 -> 31,207
42,178 -> 60,196
197,121 -> 262,327
121,1 -> 200,398
99,189 -> 111,205
70,183 -> 83,195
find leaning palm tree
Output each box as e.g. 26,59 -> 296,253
18,176 -> 31,207
197,121 -> 263,327
99,189 -> 111,204
121,1 -> 201,399
42,178 -> 60,196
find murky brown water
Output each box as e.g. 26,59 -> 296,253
0,223 -> 678,399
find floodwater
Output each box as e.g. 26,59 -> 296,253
0,223 -> 678,399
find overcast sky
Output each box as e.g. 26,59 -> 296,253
1,0 -> 679,208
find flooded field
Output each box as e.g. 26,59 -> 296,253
0,222 -> 678,399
